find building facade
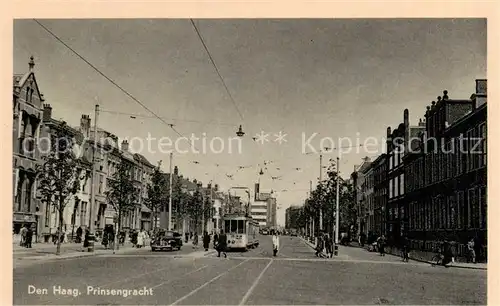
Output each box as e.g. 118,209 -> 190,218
406,82 -> 487,259
372,154 -> 387,236
39,105 -> 93,241
12,57 -> 44,239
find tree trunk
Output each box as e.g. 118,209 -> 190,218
117,209 -> 122,251
57,205 -> 64,256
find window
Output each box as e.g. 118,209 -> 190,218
389,154 -> 393,170
44,201 -> 50,226
80,202 -> 87,227
399,173 -> 405,195
457,191 -> 464,229
22,177 -> 32,212
456,136 -> 463,175
468,188 -> 479,229
25,87 -> 30,102
99,175 -> 104,194
480,186 -> 487,229
389,179 -> 393,199
449,195 -> 456,229
466,129 -> 473,172
479,123 -> 486,167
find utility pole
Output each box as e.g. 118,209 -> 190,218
319,153 -> 323,231
168,152 -> 173,231
309,180 -> 313,238
334,155 -> 340,256
89,104 -> 99,234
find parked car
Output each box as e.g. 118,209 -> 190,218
151,229 -> 183,251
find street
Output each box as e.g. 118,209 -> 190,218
14,235 -> 486,305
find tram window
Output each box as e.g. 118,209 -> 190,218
237,220 -> 245,233
230,220 -> 238,233
224,221 -> 230,233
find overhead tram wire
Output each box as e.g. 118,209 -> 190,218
190,19 -> 244,122
33,19 -> 199,151
99,109 -> 238,127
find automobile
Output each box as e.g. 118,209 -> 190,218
261,229 -> 269,235
151,229 -> 183,251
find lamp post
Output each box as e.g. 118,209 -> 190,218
334,155 -> 340,256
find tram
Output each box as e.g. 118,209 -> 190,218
223,214 -> 260,251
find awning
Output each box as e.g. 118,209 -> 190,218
141,204 -> 152,213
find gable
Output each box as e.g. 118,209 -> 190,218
17,72 -> 44,109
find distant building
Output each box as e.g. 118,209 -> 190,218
250,183 -> 277,228
351,157 -> 371,237
372,154 -> 387,236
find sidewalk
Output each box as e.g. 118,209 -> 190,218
349,241 -> 487,270
14,241 -> 139,263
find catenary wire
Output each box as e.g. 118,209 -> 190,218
33,19 -> 197,150
189,19 -> 244,121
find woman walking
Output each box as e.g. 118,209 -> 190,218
272,231 -> 280,257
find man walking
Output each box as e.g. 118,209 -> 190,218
216,230 -> 227,258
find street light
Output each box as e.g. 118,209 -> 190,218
236,125 -> 245,137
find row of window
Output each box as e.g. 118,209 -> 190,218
388,174 -> 405,199
405,124 -> 486,191
408,186 -> 486,231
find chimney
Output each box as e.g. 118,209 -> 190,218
475,79 -> 487,108
28,56 -> 35,72
193,179 -> 197,184
208,183 -> 212,189
254,183 -> 260,201
42,104 -> 52,121
40,93 -> 45,102
418,118 -> 425,127
214,184 -> 219,191
80,114 -> 91,137
442,90 -> 449,100
121,140 -> 129,151
174,166 -> 179,176
403,109 -> 409,127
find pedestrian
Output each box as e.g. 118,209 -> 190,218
401,236 -> 410,262
213,231 -> 219,249
272,231 -> 280,257
216,230 -> 227,258
20,224 -> 27,247
377,235 -> 386,256
325,234 -> 333,258
137,229 -> 146,248
83,229 -> 90,251
76,226 -> 82,244
442,240 -> 453,267
315,233 -> 325,257
102,229 -> 109,249
192,232 -> 199,249
25,226 -> 33,248
467,238 -> 476,263
360,232 -> 366,247
203,231 -> 210,251
185,232 -> 189,243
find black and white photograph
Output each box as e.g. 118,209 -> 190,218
12,17 -> 487,305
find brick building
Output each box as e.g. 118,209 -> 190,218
405,81 -> 487,259
12,57 -> 44,239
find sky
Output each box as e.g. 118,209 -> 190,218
13,19 -> 486,226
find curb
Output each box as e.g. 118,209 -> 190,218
349,243 -> 487,270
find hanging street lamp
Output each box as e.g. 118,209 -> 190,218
236,125 -> 245,137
